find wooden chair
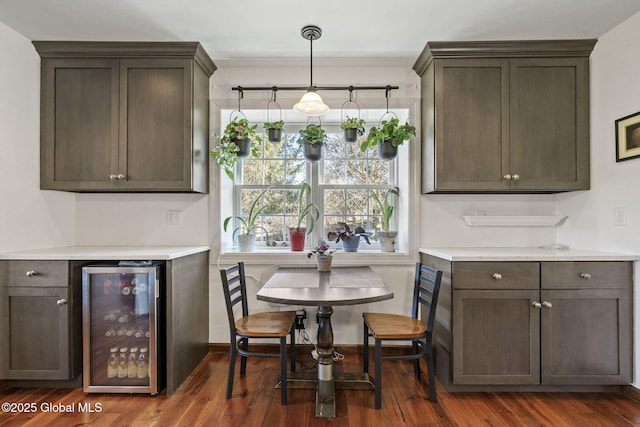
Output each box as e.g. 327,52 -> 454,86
220,262 -> 296,404
363,262 -> 443,408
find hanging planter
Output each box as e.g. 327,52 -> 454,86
360,113 -> 415,160
298,119 -> 327,162
340,94 -> 365,142
264,92 -> 285,143
210,106 -> 262,179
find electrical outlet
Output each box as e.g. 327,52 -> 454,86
295,309 -> 306,329
167,210 -> 182,225
614,207 -> 626,226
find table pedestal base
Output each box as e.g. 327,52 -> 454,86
276,372 -> 375,418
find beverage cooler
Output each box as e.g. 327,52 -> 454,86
82,263 -> 164,394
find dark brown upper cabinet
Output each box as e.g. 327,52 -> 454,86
34,42 -> 215,193
413,40 -> 596,193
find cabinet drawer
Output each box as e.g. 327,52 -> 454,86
541,261 -> 632,289
453,262 -> 539,289
0,261 -> 69,287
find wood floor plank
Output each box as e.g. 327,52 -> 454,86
1,349 -> 640,426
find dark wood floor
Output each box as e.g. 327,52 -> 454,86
1,347 -> 640,426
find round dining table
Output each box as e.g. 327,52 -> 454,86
257,266 -> 393,418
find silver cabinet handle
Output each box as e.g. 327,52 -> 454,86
56,299 -> 67,306
511,174 -> 520,181
492,273 -> 502,280
117,174 -> 126,180
542,301 -> 553,309
503,174 -> 512,180
109,174 -> 118,180
25,270 -> 38,277
532,301 -> 542,309
579,272 -> 592,280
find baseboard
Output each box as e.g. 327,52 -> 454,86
622,385 -> 640,402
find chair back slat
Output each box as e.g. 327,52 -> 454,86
220,262 -> 249,335
411,263 -> 443,335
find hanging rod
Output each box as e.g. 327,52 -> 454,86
231,85 -> 399,92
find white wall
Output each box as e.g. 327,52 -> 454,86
557,10 -> 640,384
0,22 -> 75,253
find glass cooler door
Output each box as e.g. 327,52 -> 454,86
82,265 -> 160,394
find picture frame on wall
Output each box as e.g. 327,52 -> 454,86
615,110 -> 640,162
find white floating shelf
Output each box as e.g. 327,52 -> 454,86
462,215 -> 568,227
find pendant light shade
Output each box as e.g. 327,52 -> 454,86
294,90 -> 329,116
294,25 -> 329,117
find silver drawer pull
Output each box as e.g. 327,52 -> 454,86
502,174 -> 512,181
25,270 -> 39,277
511,174 -> 520,181
492,273 -> 502,280
579,272 -> 592,280
109,174 -> 118,180
117,174 -> 126,180
542,301 -> 553,309
531,301 -> 542,309
56,299 -> 67,306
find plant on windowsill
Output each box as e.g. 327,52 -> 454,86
297,124 -> 327,162
289,182 -> 320,252
369,186 -> 399,252
210,117 -> 262,179
327,222 -> 372,253
340,116 -> 366,142
223,187 -> 269,252
263,120 -> 285,143
360,117 -> 416,160
307,240 -> 336,272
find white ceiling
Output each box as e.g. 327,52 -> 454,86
1,0 -> 640,64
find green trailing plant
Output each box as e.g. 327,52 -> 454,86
292,182 -> 320,234
263,120 -> 285,129
340,116 -> 366,135
298,124 -> 327,145
360,117 -> 416,152
210,117 -> 262,180
223,187 -> 269,241
369,186 -> 399,231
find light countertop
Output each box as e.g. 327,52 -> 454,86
0,245 -> 210,260
419,247 -> 639,262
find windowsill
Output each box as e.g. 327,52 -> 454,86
217,249 -> 415,266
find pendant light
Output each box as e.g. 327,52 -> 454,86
293,25 -> 330,117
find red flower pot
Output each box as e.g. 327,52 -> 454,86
289,227 -> 307,251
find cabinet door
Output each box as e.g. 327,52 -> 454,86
453,289 -> 540,384
509,58 -> 589,191
118,59 -> 194,191
0,287 -> 74,379
40,59 -> 119,191
541,289 -> 631,384
434,59 -> 510,191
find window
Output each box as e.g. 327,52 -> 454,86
221,108 -> 409,251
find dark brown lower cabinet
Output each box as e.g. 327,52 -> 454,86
0,286 -> 77,380
422,254 -> 632,390
0,251 -> 209,393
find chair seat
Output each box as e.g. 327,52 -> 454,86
363,312 -> 426,339
236,311 -> 296,337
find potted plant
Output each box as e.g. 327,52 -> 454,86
360,117 -> 416,160
298,124 -> 327,162
210,117 -> 262,179
263,120 -> 285,143
327,222 -> 371,252
307,240 -> 335,271
340,116 -> 366,142
289,182 -> 320,251
223,188 -> 269,252
370,186 -> 399,252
